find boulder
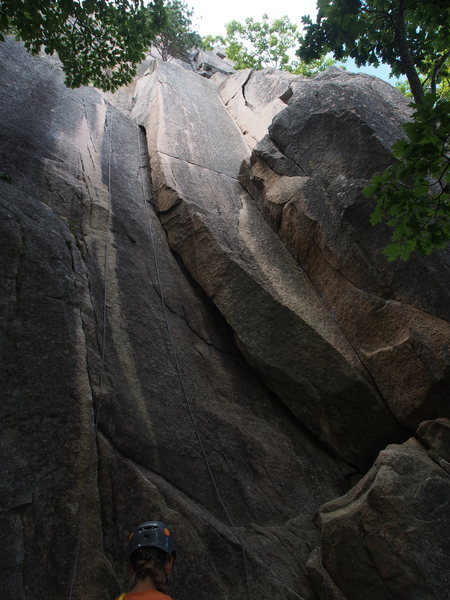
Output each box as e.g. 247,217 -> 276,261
308,420 -> 450,599
269,67 -> 411,179
191,49 -> 235,78
240,68 -> 450,430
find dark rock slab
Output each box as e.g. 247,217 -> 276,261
309,423 -> 450,599
417,418 -> 450,468
0,39 -> 349,600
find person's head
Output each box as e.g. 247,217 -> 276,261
127,521 -> 176,592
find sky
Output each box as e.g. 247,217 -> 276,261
190,0 -> 317,37
188,0 -> 401,84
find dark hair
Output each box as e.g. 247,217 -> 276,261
129,547 -> 172,593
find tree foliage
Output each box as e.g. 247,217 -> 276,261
207,13 -> 335,76
149,0 -> 201,61
0,0 -> 167,91
364,95 -> 449,260
396,62 -> 450,100
299,0 -> 449,104
286,55 -> 337,76
299,0 -> 450,259
223,14 -> 299,70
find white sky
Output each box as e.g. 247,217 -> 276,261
190,0 -> 318,37
188,0 -> 401,83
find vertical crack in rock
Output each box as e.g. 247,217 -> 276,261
241,68 -> 255,109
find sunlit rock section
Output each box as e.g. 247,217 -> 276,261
239,67 -> 450,430
0,39 -> 350,600
217,67 -> 303,149
191,48 -> 236,78
308,418 -> 450,600
132,59 -> 404,470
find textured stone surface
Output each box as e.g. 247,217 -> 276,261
1,37 -> 449,600
308,424 -> 450,599
133,60 -> 404,470
218,68 -> 303,148
240,68 -> 450,430
0,39 -> 349,600
269,67 -> 412,179
417,418 -> 450,467
191,49 -> 235,78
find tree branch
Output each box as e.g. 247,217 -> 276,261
431,50 -> 450,95
393,0 -> 424,104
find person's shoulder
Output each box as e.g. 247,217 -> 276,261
127,592 -> 171,598
149,593 -> 173,600
145,592 -> 174,600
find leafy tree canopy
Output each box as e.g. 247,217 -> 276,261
365,94 -> 449,260
204,14 -> 334,75
299,0 -> 450,260
299,0 -> 450,104
0,0 -> 166,91
396,67 -> 450,100
286,55 -> 337,76
223,14 -> 299,70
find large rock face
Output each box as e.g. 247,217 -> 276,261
132,60 -> 404,470
1,39 -> 449,600
0,39 -> 347,600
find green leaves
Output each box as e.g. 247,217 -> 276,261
222,14 -> 301,71
364,95 -> 450,260
0,0 -> 166,91
215,13 -> 333,75
151,0 -> 201,61
299,0 -> 450,104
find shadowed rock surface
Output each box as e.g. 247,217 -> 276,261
1,38 -> 449,600
0,39 -> 347,600
308,419 -> 450,599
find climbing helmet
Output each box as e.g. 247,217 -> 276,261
128,521 -> 175,557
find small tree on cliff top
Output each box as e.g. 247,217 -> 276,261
224,14 -> 299,70
299,0 -> 450,260
149,0 -> 201,61
0,0 -> 167,91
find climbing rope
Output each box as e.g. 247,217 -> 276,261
318,546 -> 330,600
96,103 -> 114,431
135,123 -> 251,600
68,103 -> 114,600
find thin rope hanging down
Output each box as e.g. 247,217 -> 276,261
135,122 -> 251,600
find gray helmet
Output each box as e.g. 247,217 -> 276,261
128,521 -> 176,557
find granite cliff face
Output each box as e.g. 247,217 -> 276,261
1,39 -> 449,600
